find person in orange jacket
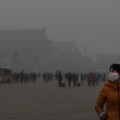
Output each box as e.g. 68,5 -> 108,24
95,63 -> 120,120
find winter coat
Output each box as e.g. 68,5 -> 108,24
95,80 -> 120,120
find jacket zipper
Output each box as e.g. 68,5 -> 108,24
117,84 -> 120,120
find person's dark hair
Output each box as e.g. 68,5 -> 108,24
110,63 -> 120,74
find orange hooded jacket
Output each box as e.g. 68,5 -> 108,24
95,80 -> 120,120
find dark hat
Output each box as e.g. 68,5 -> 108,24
110,63 -> 120,74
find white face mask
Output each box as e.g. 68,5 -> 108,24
108,72 -> 119,82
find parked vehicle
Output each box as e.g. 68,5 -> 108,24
0,67 -> 12,83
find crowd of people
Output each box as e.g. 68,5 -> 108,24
55,71 -> 106,87
9,70 -> 107,87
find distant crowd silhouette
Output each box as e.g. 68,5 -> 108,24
10,70 -> 106,87
54,71 -> 106,87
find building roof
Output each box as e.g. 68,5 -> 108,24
0,27 -> 48,42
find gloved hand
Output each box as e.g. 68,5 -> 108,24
98,111 -> 108,120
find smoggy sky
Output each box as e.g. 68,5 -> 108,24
0,0 -> 120,55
